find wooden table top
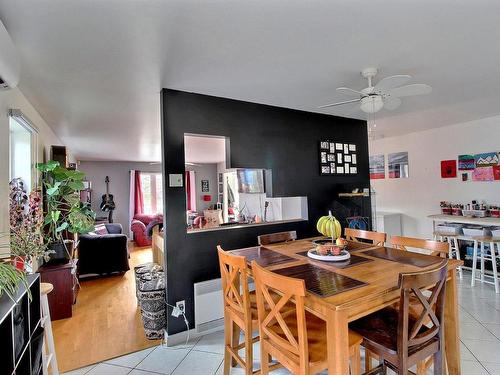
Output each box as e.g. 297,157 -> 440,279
230,238 -> 462,320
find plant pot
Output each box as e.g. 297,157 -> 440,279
12,256 -> 25,271
45,242 -> 70,265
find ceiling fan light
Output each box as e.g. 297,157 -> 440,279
360,95 -> 383,113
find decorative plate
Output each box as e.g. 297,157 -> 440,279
307,249 -> 351,262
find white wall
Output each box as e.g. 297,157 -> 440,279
370,115 -> 500,239
0,87 -> 69,255
79,161 -> 162,233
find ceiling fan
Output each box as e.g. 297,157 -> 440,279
319,67 -> 432,114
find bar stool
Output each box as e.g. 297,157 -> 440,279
41,282 -> 59,375
433,231 -> 463,278
471,236 -> 500,294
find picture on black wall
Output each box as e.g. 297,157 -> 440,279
319,140 -> 358,175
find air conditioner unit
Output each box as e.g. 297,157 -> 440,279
0,20 -> 20,90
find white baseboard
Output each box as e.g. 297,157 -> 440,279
165,324 -> 224,347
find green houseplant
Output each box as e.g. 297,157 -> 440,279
37,161 -> 96,264
0,261 -> 29,300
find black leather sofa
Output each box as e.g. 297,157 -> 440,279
77,223 -> 130,276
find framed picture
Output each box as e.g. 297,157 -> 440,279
319,140 -> 358,175
369,154 -> 385,179
201,179 -> 209,192
388,152 -> 409,178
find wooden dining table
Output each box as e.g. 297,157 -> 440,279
229,238 -> 462,375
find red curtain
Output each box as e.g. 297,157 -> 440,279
185,171 -> 192,211
134,171 -> 144,215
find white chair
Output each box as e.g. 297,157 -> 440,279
471,236 -> 500,294
41,282 -> 59,375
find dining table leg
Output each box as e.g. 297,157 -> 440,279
326,309 -> 350,375
444,270 -> 461,375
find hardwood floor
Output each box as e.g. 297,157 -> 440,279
53,243 -> 161,372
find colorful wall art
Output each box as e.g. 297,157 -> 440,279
494,165 -> 500,180
319,140 -> 358,175
472,166 -> 494,181
474,152 -> 499,167
458,154 -> 475,170
388,152 -> 409,178
369,154 -> 385,179
470,151 -> 499,182
441,160 -> 457,178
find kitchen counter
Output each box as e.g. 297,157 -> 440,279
428,214 -> 500,227
187,218 -> 307,234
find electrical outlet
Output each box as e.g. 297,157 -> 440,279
176,300 -> 185,314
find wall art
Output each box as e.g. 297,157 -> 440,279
474,152 -> 499,167
388,152 -> 409,178
369,154 -> 385,179
472,166 -> 494,182
319,140 -> 357,175
441,160 -> 457,178
458,154 -> 475,170
494,165 -> 500,180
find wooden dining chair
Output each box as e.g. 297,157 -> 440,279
251,260 -> 363,375
217,246 -> 259,375
391,236 -> 449,258
351,259 -> 448,375
257,231 -> 297,246
345,228 -> 386,246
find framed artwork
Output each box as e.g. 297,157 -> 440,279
474,152 -> 499,167
201,179 -> 209,192
388,152 -> 409,178
458,155 -> 475,170
472,167 -> 494,181
494,165 -> 500,180
441,160 -> 457,178
319,140 -> 358,175
369,154 -> 385,179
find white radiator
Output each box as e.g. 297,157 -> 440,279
194,278 -> 224,333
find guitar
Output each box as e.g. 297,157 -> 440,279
100,176 -> 116,212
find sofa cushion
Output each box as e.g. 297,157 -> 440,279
94,224 -> 108,235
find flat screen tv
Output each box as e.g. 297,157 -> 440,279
237,169 -> 265,194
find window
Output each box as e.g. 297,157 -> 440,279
9,110 -> 37,191
140,173 -> 163,214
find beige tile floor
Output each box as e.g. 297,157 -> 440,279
64,272 -> 500,375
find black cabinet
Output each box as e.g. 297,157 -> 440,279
0,274 -> 42,375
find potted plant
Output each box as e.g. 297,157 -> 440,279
36,161 -> 96,264
9,179 -> 54,271
0,261 -> 29,301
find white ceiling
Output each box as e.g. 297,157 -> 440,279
1,0 -> 500,161
184,135 -> 226,164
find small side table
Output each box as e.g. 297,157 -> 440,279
38,262 -> 77,320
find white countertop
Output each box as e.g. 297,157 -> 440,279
428,214 -> 500,227
186,218 -> 307,234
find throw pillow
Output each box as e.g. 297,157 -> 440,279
94,224 -> 108,235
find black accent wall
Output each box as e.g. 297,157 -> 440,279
161,89 -> 371,334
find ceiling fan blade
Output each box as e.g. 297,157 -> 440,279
389,84 -> 432,97
383,96 -> 402,111
336,87 -> 363,96
318,98 -> 360,109
374,75 -> 411,92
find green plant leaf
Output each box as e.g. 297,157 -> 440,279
68,181 -> 84,190
51,210 -> 61,223
46,181 -> 62,196
56,222 -> 69,233
36,160 -> 59,172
